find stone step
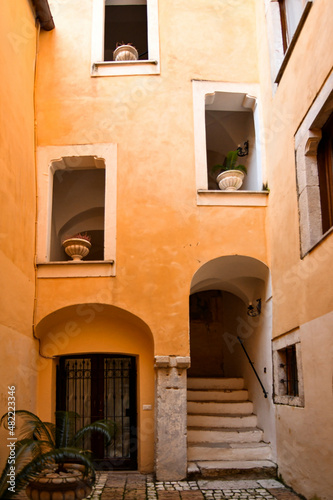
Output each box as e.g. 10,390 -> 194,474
187,389 -> 249,401
187,427 -> 263,444
187,377 -> 244,390
187,400 -> 253,415
187,442 -> 272,462
188,413 -> 258,428
187,460 -> 277,480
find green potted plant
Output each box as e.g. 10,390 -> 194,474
62,232 -> 92,261
113,42 -> 139,61
212,150 -> 247,191
0,410 -> 115,499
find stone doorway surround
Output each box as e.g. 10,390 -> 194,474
154,355 -> 191,481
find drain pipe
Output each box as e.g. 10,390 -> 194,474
32,0 -> 55,31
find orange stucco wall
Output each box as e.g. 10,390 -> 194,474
0,0 -> 39,468
30,0 -> 264,474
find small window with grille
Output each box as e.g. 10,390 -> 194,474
273,332 -> 304,406
277,345 -> 299,397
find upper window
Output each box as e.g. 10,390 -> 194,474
50,162 -> 105,262
36,144 -> 117,277
317,113 -> 333,234
192,81 -> 268,207
278,0 -> 304,53
91,0 -> 160,77
104,1 -> 148,61
265,0 -> 313,85
295,71 -> 333,256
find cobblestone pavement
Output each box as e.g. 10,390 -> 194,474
87,473 -> 303,500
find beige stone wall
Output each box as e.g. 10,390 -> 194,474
256,0 -> 333,497
0,0 -> 39,468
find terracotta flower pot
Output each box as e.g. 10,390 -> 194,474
62,238 -> 91,261
216,170 -> 245,191
26,468 -> 93,500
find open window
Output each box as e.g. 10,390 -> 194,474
205,92 -> 258,191
36,144 -> 117,277
91,0 -> 160,77
104,1 -> 148,61
264,0 -> 313,85
193,81 -> 268,207
50,158 -> 105,262
295,72 -> 333,256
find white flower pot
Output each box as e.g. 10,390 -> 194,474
62,238 -> 91,261
113,45 -> 139,61
216,170 -> 245,191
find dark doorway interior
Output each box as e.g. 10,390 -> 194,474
57,354 -> 137,470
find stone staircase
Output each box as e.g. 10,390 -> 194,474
187,377 -> 276,479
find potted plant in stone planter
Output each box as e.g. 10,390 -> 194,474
212,150 -> 247,191
113,42 -> 139,61
0,410 -> 115,499
62,233 -> 92,261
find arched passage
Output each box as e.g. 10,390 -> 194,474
35,303 -> 155,473
188,255 -> 276,458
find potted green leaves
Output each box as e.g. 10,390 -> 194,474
113,42 -> 139,61
0,410 -> 115,499
212,150 -> 247,191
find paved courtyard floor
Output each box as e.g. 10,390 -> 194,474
88,473 -> 303,500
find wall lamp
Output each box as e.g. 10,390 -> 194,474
237,141 -> 249,157
247,298 -> 261,317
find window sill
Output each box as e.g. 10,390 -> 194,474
91,60 -> 160,77
197,190 -> 269,207
274,395 -> 304,407
275,1 -> 313,84
37,261 -> 115,278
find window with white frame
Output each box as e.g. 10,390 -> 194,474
265,0 -> 313,84
295,71 -> 333,256
192,81 -> 267,207
91,0 -> 160,77
272,330 -> 304,407
36,144 -> 117,277
50,161 -> 106,262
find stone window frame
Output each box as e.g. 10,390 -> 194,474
264,0 -> 313,86
295,71 -> 333,257
36,144 -> 117,278
272,329 -> 304,407
91,0 -> 160,77
192,80 -> 268,207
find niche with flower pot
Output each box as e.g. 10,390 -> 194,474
50,157 -> 105,262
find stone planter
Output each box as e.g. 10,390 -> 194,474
113,44 -> 138,61
62,238 -> 91,261
26,468 -> 93,500
216,170 -> 245,191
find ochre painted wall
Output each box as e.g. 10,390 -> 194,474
0,0 -> 39,468
32,0 -> 264,474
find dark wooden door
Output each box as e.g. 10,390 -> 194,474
57,354 -> 137,470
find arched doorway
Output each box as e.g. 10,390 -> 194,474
187,256 -> 276,478
35,303 -> 155,472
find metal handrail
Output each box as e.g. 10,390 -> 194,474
237,336 -> 268,398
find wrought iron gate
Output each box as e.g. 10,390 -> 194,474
57,355 -> 137,470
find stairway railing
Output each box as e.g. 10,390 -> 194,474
237,336 -> 268,398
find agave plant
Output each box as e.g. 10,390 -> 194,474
0,410 -> 115,499
212,150 -> 247,175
